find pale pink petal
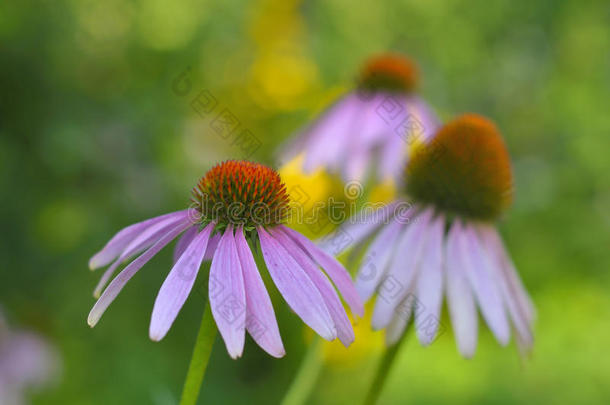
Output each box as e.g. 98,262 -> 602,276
303,94 -> 360,173
461,224 -> 510,345
342,147 -> 371,182
378,135 -> 406,181
209,225 -> 246,359
93,212 -> 190,298
203,232 -> 221,261
481,226 -> 535,323
87,220 -> 192,327
234,226 -> 285,358
280,225 -> 364,317
172,225 -> 198,264
149,222 -> 215,341
477,225 -> 534,349
445,221 -> 478,358
355,218 -> 405,302
356,92 -> 403,148
384,290 -> 416,346
258,227 -> 336,341
318,201 -> 399,257
414,214 -> 445,346
89,210 -> 189,269
371,209 -> 433,330
274,228 -> 354,346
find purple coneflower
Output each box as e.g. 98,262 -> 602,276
325,114 -> 534,357
88,160 -> 363,358
281,53 -> 440,182
0,309 -> 59,405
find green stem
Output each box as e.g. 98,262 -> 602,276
280,336 -> 324,405
362,336 -> 407,405
179,300 -> 217,405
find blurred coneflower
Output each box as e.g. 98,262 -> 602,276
0,309 -> 60,405
328,114 -> 535,357
88,160 -> 363,360
280,53 -> 440,183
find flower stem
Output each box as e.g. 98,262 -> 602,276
179,300 -> 217,405
280,336 -> 323,405
362,336 -> 407,405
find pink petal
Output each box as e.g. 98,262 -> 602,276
93,212 -> 190,298
477,225 -> 534,349
355,218 -> 405,302
371,209 -> 432,330
302,95 -> 359,173
482,226 -> 535,323
204,232 -> 221,261
274,228 -> 354,346
149,222 -> 215,341
209,226 -> 246,359
378,135 -> 406,181
234,227 -> 285,358
384,291 -> 415,346
280,225 -> 364,317
318,201 -> 399,257
89,209 -> 189,269
414,214 -> 445,346
87,220 -> 192,327
172,225 -> 198,265
258,227 -> 336,341
445,221 -> 478,358
461,224 -> 510,345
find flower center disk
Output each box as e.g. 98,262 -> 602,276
358,53 -> 418,93
406,114 -> 513,221
193,160 -> 290,228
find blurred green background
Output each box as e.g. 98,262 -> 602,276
1,0 -> 609,403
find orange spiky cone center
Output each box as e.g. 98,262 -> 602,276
358,53 -> 419,93
192,160 -> 290,228
406,114 -> 513,221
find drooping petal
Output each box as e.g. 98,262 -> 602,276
477,224 -> 533,349
302,94 -> 360,174
384,290 -> 415,346
355,217 -> 405,302
172,225 -> 198,265
460,224 -> 510,345
149,222 -> 215,341
203,232 -> 221,261
280,225 -> 364,317
209,225 -> 246,359
234,227 -> 285,358
93,212 -> 191,298
414,214 -> 445,346
88,221 -> 192,327
258,227 -> 336,341
356,92 -> 403,149
481,225 -> 535,323
342,147 -> 371,182
274,228 -> 354,346
318,201 -> 399,257
89,210 -> 189,270
378,135 -> 407,181
445,221 -> 478,358
371,209 -> 432,330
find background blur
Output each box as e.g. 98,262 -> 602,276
1,0 -> 609,403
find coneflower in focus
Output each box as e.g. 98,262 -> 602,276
88,160 -> 363,359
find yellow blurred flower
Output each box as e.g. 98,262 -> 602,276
322,302 -> 383,367
279,154 -> 350,239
